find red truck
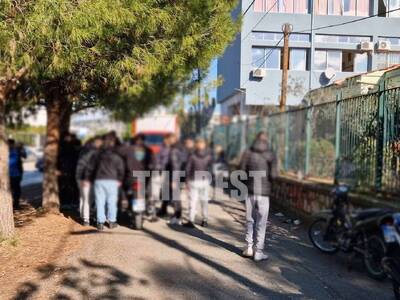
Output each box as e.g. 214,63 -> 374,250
131,115 -> 180,153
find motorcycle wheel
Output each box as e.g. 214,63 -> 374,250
394,280 -> 400,300
364,235 -> 387,280
308,219 -> 339,254
133,213 -> 143,230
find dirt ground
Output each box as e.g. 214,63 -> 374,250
0,205 -> 84,300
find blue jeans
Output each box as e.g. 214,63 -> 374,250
94,180 -> 119,224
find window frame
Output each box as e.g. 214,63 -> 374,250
251,47 -> 282,70
289,48 -> 309,71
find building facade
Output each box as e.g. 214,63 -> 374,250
218,0 -> 400,115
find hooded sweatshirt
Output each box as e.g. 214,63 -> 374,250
185,148 -> 213,181
240,139 -> 277,196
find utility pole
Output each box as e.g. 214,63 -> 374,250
280,23 -> 292,112
197,68 -> 201,133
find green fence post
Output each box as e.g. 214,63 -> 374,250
334,92 -> 342,184
284,113 -> 290,172
375,81 -> 386,192
305,106 -> 312,176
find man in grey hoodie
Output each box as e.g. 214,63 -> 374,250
240,132 -> 277,261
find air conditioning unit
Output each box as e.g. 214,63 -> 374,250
359,41 -> 374,52
377,40 -> 391,52
252,68 -> 266,78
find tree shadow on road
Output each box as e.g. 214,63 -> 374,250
143,227 -> 295,299
13,259 -> 148,300
167,223 -> 242,255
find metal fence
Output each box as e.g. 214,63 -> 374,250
210,87 -> 400,198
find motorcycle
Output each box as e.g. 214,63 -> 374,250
127,180 -> 146,230
381,213 -> 400,300
308,185 -> 393,279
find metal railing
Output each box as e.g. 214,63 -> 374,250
210,87 -> 400,198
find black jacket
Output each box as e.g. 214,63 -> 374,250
168,144 -> 183,172
75,146 -> 98,182
185,149 -> 213,181
86,147 -> 125,182
240,139 -> 277,196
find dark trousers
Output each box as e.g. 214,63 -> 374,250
59,174 -> 79,207
10,176 -> 22,209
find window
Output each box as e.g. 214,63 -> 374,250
315,0 -> 369,16
315,34 -> 371,43
251,31 -> 283,41
376,52 -> 400,68
252,47 -> 281,69
254,0 -> 308,13
315,49 -> 369,72
266,48 -> 281,69
342,51 -> 369,72
379,0 -> 400,16
290,33 -> 310,42
290,49 -> 308,70
252,31 -> 310,42
343,0 -> 356,15
314,50 -> 342,71
379,37 -> 400,45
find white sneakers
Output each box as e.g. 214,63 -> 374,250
243,247 -> 269,262
242,247 -> 254,257
169,217 -> 182,225
253,251 -> 269,262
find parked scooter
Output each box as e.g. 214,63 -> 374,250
309,185 -> 393,279
127,180 -> 146,230
381,213 -> 400,300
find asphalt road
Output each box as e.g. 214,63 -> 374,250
14,190 -> 394,300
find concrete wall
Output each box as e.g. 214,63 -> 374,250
271,175 -> 400,219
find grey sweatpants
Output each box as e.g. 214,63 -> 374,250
245,195 -> 270,251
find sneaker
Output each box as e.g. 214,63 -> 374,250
148,215 -> 159,223
97,223 -> 104,231
242,247 -> 254,258
82,221 -> 90,227
183,221 -> 196,228
201,220 -> 208,228
254,251 -> 269,262
169,217 -> 181,225
109,222 -> 118,229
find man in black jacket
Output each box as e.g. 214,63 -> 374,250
184,138 -> 213,228
86,134 -> 125,231
240,132 -> 277,261
75,136 -> 103,226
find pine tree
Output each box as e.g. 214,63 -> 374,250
0,0 -> 239,226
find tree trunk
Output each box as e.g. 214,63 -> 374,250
42,96 -> 70,212
60,101 -> 72,140
0,90 -> 15,238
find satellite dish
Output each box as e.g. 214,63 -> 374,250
323,68 -> 336,81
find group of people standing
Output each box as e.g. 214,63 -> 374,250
153,134 -> 215,228
9,129 -> 278,262
74,131 -> 218,231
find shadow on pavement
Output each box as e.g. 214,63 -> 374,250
142,227 -> 294,299
13,259 -> 147,300
167,223 -> 242,256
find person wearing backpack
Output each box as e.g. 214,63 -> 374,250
8,139 -> 26,209
240,132 -> 277,261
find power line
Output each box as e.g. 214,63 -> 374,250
241,0 -> 279,42
298,7 -> 400,33
241,35 -> 285,88
242,0 -> 256,17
